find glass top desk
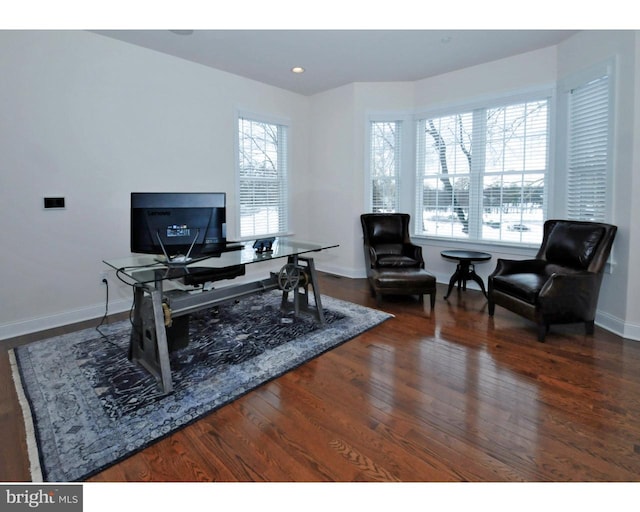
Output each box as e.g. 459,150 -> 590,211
104,239 -> 338,394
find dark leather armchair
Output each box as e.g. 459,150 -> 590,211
361,213 -> 436,307
488,219 -> 617,341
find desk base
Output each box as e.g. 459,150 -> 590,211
128,256 -> 325,394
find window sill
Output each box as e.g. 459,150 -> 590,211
413,235 -> 539,258
414,235 -> 616,275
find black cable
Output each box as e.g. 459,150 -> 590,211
96,268 -> 146,349
95,277 -> 121,349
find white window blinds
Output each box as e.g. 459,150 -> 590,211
415,97 -> 549,245
567,74 -> 611,222
237,116 -> 289,238
369,121 -> 401,212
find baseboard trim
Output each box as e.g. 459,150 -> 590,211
596,310 -> 640,341
0,298 -> 132,342
3,271 -> 638,343
318,263 -> 366,280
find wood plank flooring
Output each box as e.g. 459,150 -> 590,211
1,274 -> 640,482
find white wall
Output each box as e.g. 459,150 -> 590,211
307,82 -> 415,277
306,84 -> 357,275
413,46 -> 558,107
0,30 -> 310,339
555,30 -> 638,338
2,30 -> 639,341
632,33 -> 640,338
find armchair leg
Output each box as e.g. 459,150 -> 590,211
488,300 -> 495,316
430,292 -> 436,309
537,322 -> 549,342
585,320 -> 595,335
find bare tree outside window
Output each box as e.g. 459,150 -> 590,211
238,117 -> 288,238
370,121 -> 400,212
425,115 -> 471,233
417,99 -> 548,244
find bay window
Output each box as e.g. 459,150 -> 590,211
366,65 -> 615,249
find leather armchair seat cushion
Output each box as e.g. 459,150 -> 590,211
492,273 -> 548,304
372,268 -> 436,289
377,255 -> 421,268
546,223 -> 605,269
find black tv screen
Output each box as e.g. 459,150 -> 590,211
131,192 -> 227,260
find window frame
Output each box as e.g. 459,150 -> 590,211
235,110 -> 291,240
367,119 -> 402,213
365,112 -> 414,215
412,87 -> 555,248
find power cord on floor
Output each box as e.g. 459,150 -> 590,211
96,277 -> 120,349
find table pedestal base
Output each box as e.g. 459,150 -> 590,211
444,261 -> 488,299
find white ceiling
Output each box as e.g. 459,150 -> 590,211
93,30 -> 579,96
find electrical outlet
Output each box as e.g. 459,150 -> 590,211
100,271 -> 108,284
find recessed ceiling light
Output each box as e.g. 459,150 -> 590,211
291,66 -> 305,74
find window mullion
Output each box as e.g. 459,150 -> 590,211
414,119 -> 427,233
468,108 -> 486,239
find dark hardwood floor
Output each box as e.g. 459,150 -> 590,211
2,274 -> 640,482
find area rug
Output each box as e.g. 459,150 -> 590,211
10,291 -> 392,482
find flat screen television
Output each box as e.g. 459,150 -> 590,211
131,192 -> 227,264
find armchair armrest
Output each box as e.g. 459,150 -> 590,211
402,243 -> 424,268
367,246 -> 379,268
490,258 -> 547,277
538,271 -> 600,316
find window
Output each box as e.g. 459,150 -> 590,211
369,120 -> 401,212
566,73 -> 611,222
415,96 -> 550,245
237,115 -> 289,238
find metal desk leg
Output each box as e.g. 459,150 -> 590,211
279,256 -> 326,325
128,284 -> 144,360
292,255 -> 301,317
128,284 -> 174,394
305,257 -> 326,325
150,288 -> 173,393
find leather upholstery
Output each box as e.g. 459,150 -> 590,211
361,213 -> 436,307
488,219 -> 617,341
544,223 -> 605,269
491,273 -> 548,304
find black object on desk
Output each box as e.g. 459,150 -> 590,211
441,250 -> 492,299
253,237 -> 276,253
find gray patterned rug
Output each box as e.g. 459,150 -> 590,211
10,291 -> 392,482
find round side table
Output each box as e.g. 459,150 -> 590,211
441,250 -> 492,299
